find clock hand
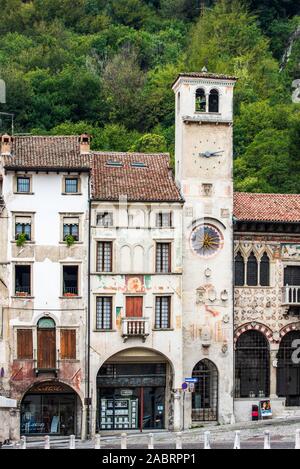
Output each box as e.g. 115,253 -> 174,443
199,150 -> 224,158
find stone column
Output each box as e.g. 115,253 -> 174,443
270,346 -> 279,398
81,405 -> 87,441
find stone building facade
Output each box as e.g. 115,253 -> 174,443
0,135 -> 90,439
234,192 -> 300,421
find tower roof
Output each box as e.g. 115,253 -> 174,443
172,72 -> 238,89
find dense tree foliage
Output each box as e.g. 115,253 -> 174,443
0,0 -> 299,192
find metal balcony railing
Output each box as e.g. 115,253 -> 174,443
63,286 -> 78,296
283,286 -> 300,305
121,318 -> 150,342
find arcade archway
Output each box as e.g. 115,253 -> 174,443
20,381 -> 82,436
97,348 -> 174,431
192,359 -> 218,422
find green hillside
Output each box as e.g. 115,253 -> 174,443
0,0 -> 299,192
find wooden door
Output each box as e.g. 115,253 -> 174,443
38,329 -> 56,369
126,297 -> 143,318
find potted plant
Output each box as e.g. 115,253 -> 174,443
16,232 -> 27,247
65,234 -> 75,247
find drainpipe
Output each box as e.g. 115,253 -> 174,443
232,215 -> 238,421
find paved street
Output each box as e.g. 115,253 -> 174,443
3,418 -> 300,450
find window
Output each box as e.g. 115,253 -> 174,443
97,241 -> 112,272
195,88 -> 206,112
17,177 -> 30,193
156,243 -> 171,273
126,297 -> 143,317
277,331 -> 300,406
15,216 -> 31,241
60,329 -> 76,359
17,329 -> 33,359
208,89 -> 219,113
156,212 -> 172,228
15,265 -> 31,296
260,253 -> 270,286
63,217 -> 79,241
155,297 -> 171,329
96,297 -> 113,330
235,331 -> 270,398
234,252 -> 245,286
235,250 -> 270,287
65,178 -> 79,194
63,265 -> 79,296
247,252 -> 258,286
37,318 -> 56,370
97,212 -> 113,227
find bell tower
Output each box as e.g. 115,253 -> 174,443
173,71 -> 237,426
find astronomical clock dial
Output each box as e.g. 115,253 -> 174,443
191,224 -> 224,258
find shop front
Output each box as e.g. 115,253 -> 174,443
97,362 -> 168,431
20,381 -> 81,436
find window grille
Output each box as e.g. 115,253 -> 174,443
277,331 -> 300,406
235,331 -> 270,398
192,359 -> 218,422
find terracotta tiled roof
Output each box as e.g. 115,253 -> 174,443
3,136 -> 91,170
91,152 -> 183,202
234,192 -> 300,223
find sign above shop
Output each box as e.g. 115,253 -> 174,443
120,389 -> 134,397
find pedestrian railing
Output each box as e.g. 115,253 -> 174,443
10,429 -> 300,450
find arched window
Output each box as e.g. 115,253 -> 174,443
235,251 -> 245,286
235,331 -> 270,398
277,331 -> 300,406
192,359 -> 218,422
260,252 -> 270,286
37,318 -> 56,371
247,252 -> 258,286
209,89 -> 219,113
195,88 -> 206,112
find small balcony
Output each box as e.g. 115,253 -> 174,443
33,349 -> 60,377
282,286 -> 300,306
121,318 -> 150,342
15,286 -> 31,297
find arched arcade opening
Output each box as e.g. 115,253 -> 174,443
97,348 -> 174,432
20,381 -> 82,437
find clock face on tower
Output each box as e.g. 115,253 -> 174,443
191,224 -> 224,258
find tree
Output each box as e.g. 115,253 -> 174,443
108,0 -> 153,28
102,47 -> 145,129
235,128 -> 300,193
186,0 -> 282,109
130,133 -> 167,153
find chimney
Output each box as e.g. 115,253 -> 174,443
79,134 -> 91,154
1,134 -> 12,156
